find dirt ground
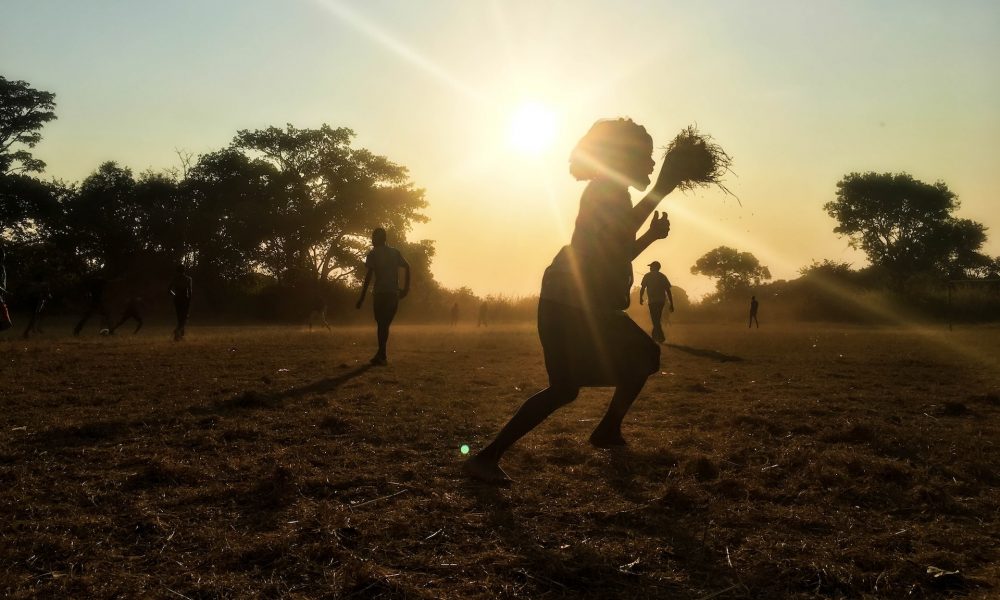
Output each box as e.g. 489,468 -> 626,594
1,321 -> 998,599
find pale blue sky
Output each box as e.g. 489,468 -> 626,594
3,0 -> 999,297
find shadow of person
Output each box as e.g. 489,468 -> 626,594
205,364 -> 373,413
275,364 -> 373,400
665,343 -> 743,363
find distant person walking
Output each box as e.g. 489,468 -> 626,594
356,228 -> 410,366
639,261 -> 674,343
477,302 -> 488,327
465,118 -> 682,484
73,274 -> 110,336
0,244 -> 10,332
110,295 -> 144,335
309,299 -> 332,332
749,295 -> 759,329
450,302 -> 460,326
169,265 -> 192,341
22,283 -> 52,339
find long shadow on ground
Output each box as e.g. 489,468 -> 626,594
204,364 -> 373,413
665,343 -> 743,363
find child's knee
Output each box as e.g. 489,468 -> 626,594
552,385 -> 580,407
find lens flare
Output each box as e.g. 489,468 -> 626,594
460,444 -> 470,455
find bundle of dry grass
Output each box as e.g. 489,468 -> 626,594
663,125 -> 735,197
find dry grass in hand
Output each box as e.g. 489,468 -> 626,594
663,126 -> 735,199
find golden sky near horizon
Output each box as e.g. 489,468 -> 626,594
2,0 -> 998,298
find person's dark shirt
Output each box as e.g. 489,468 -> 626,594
641,271 -> 671,304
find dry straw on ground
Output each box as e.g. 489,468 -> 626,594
1,323 -> 998,598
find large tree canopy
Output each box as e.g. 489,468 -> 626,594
0,76 -> 57,174
229,124 -> 428,284
825,172 -> 990,284
691,246 -> 771,298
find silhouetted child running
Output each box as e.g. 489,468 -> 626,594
73,274 -> 110,335
464,118 -> 683,483
110,295 -> 144,335
748,295 -> 759,329
356,228 -> 410,366
169,265 -> 192,341
639,261 -> 674,343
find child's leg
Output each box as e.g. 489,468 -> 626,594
590,374 -> 647,447
109,313 -> 128,333
473,385 -> 579,464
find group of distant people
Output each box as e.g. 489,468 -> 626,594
0,262 -> 193,342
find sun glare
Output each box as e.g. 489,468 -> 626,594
507,101 -> 557,156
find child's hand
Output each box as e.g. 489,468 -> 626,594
648,211 -> 670,239
653,160 -> 681,194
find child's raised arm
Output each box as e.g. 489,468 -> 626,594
631,159 -> 681,231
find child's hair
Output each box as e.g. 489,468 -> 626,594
569,118 -> 652,181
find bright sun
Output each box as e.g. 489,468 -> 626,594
507,101 -> 557,156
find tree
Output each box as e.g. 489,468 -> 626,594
182,148 -> 282,281
230,124 -> 428,284
59,162 -> 144,272
0,173 -> 63,242
824,172 -> 990,285
0,76 -> 57,174
691,246 -> 771,298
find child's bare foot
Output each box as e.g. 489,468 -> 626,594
589,428 -> 627,448
462,454 -> 512,484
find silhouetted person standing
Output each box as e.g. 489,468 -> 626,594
0,244 -> 10,331
450,302 -> 460,326
356,228 -> 410,366
73,275 -> 110,336
639,261 -> 674,343
110,295 -> 144,335
749,295 -> 759,329
169,265 -> 192,341
477,302 -> 488,327
23,283 -> 51,339
465,118 -> 681,483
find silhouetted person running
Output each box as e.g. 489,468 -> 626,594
309,298 -> 333,332
356,228 -> 410,366
73,275 -> 110,336
749,295 -> 759,329
110,295 -> 144,334
464,118 -> 682,483
23,283 -> 52,339
450,302 -> 460,326
477,302 -> 488,327
0,244 -> 10,332
169,265 -> 192,341
639,261 -> 674,343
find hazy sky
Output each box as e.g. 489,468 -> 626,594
3,0 -> 999,298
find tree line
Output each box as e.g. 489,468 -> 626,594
2,74 -> 998,326
686,169 -> 999,322
1,75 -> 467,322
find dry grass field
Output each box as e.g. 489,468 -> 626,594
1,321 -> 998,599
